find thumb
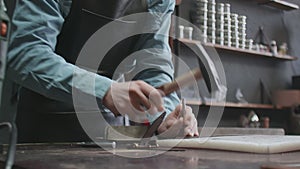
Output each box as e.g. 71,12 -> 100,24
173,104 -> 182,118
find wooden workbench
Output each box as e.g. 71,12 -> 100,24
1,144 -> 300,169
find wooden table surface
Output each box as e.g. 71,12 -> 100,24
1,144 -> 300,169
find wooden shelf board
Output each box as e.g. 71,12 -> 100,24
185,99 -> 203,106
215,102 -> 274,109
256,0 -> 299,11
186,100 -> 276,109
178,38 -> 298,61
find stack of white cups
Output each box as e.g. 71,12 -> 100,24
231,13 -> 239,48
238,15 -> 247,49
224,3 -> 231,47
178,25 -> 194,40
207,0 -> 216,44
216,3 -> 224,45
179,25 -> 184,39
246,39 -> 254,50
194,1 -> 252,49
195,0 -> 208,43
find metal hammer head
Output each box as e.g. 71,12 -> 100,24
195,44 -> 227,101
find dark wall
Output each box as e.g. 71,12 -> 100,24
2,0 -> 299,133
5,0 -> 299,107
0,0 -> 16,143
4,0 -> 15,18
178,0 -> 300,104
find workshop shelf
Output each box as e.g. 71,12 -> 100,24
178,38 -> 298,61
174,0 -> 296,131
186,99 -> 278,109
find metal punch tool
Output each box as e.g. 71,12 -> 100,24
130,112 -> 166,149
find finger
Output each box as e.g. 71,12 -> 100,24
173,104 -> 182,119
189,115 -> 199,136
184,115 -> 192,126
189,117 -> 198,136
184,119 -> 196,137
188,118 -> 199,137
165,117 -> 177,129
183,107 -> 194,125
129,89 -> 151,111
170,117 -> 184,132
162,117 -> 184,138
146,105 -> 159,115
183,111 -> 197,136
126,103 -> 148,123
166,116 -> 184,129
184,127 -> 194,136
156,89 -> 166,97
149,90 -> 164,112
138,81 -> 165,112
132,114 -> 148,124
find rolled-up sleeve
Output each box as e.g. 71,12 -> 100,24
133,0 -> 180,120
7,0 -> 113,106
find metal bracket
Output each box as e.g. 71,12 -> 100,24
129,140 -> 159,149
0,122 -> 17,169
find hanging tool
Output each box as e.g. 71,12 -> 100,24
160,40 -> 227,102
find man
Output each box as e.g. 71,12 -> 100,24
6,0 -> 198,142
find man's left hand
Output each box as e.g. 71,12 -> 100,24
157,104 -> 199,138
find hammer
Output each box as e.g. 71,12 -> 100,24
158,41 -> 226,99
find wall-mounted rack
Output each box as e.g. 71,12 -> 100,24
186,99 -> 282,109
179,38 -> 298,61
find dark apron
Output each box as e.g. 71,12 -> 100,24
16,0 -> 147,143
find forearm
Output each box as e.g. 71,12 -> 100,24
7,0 -> 113,107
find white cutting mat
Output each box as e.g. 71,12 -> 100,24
157,135 -> 300,154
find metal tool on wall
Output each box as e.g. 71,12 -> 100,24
259,79 -> 273,105
157,53 -> 226,102
289,105 -> 300,134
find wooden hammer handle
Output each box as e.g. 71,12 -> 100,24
157,68 -> 202,96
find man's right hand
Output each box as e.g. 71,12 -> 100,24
102,80 -> 165,123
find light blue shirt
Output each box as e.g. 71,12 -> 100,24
7,0 -> 180,122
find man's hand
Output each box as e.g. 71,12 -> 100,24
102,80 -> 165,123
157,104 -> 198,138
